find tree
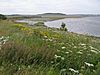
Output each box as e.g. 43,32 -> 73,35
60,22 -> 68,31
0,14 -> 7,20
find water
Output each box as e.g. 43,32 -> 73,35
16,17 -> 100,37
45,17 -> 100,37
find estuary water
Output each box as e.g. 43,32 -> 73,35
16,17 -> 100,37
45,17 -> 100,37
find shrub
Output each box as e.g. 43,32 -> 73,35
0,14 -> 7,20
34,22 -> 46,26
60,22 -> 67,31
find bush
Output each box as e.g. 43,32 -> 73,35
34,22 -> 45,26
60,22 -> 67,31
0,14 -> 7,20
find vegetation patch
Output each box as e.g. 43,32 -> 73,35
0,20 -> 100,75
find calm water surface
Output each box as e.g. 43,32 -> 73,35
45,17 -> 100,37
16,17 -> 100,37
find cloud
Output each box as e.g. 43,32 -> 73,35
0,0 -> 100,14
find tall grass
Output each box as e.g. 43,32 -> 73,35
0,20 -> 100,75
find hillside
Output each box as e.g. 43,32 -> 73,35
38,13 -> 67,17
0,20 -> 100,75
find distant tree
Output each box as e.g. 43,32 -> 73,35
0,14 -> 7,20
60,22 -> 68,31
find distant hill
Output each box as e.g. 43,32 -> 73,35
38,13 -> 67,17
7,14 -> 41,19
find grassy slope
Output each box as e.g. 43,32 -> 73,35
0,20 -> 100,75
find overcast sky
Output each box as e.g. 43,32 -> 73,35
0,0 -> 100,15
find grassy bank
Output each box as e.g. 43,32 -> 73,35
0,20 -> 100,75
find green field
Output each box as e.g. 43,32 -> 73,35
0,20 -> 100,75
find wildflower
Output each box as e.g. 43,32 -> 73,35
77,51 -> 83,54
85,62 -> 94,67
3,39 -> 8,44
0,36 -> 10,50
48,39 -> 53,42
44,36 -> 48,38
80,43 -> 86,46
73,46 -> 77,48
10,63 -> 13,66
89,46 -> 98,50
61,57 -> 65,60
65,52 -> 69,54
62,47 -> 66,49
18,67 -> 21,70
69,68 -> 79,73
91,50 -> 98,54
54,54 -> 61,59
51,61 -> 54,64
28,65 -> 31,68
0,36 -> 4,40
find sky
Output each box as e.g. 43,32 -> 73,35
0,0 -> 100,15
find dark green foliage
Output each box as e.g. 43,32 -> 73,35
60,22 -> 68,31
34,22 -> 46,26
61,22 -> 66,28
0,14 -> 7,20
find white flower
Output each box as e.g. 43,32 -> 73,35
62,47 -> 66,49
28,65 -> 31,68
61,57 -> 65,60
3,39 -> 8,44
0,36 -> 4,40
85,62 -> 94,67
89,46 -> 98,50
74,46 -> 77,48
65,52 -> 69,54
51,61 -> 54,64
91,50 -> 98,54
54,54 -> 61,59
69,68 -> 79,73
80,43 -> 86,46
0,36 -> 10,49
44,36 -> 47,38
18,67 -> 21,70
77,51 -> 83,54
48,39 -> 53,42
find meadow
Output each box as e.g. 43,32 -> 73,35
0,20 -> 100,75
